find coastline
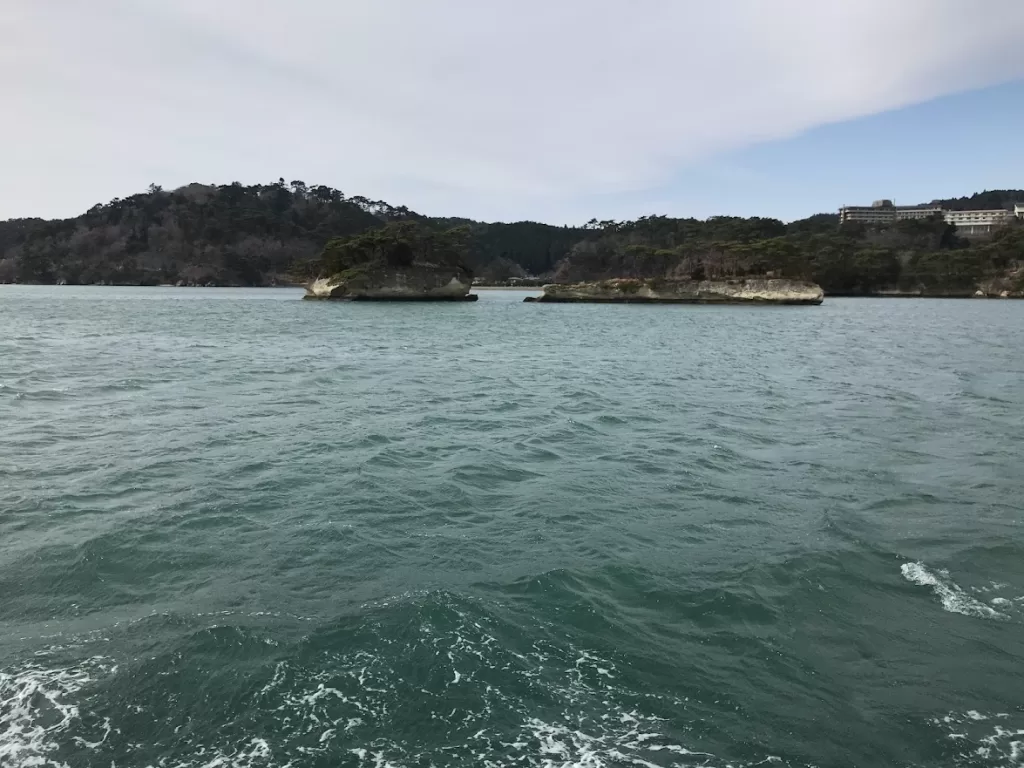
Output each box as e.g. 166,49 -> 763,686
2,283 -> 1021,299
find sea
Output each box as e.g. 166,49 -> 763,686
1,285 -> 1022,768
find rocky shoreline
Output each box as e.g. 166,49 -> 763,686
524,278 -> 825,305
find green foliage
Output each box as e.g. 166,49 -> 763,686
477,256 -> 527,283
804,238 -> 901,295
0,218 -> 44,254
888,216 -> 964,250
553,212 -> 1024,295
786,213 -> 839,235
3,181 -> 1022,294
932,189 -> 1024,211
0,182 -> 390,285
319,222 -> 471,277
460,221 -> 585,276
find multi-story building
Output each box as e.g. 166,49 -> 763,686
839,200 -> 943,225
840,199 -> 1024,235
942,209 -> 1014,236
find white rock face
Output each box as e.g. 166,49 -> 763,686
304,270 -> 474,300
537,278 -> 824,305
307,277 -> 345,299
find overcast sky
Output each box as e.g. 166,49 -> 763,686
3,0 -> 1024,223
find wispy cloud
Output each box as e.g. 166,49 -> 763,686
3,0 -> 1024,222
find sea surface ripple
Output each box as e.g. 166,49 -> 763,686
1,286 -> 1023,768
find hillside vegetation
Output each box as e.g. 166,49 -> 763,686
559,214 -> 1024,296
1,182 -> 1022,296
931,190 -> 1024,211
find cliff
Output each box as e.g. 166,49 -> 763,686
528,278 -> 823,305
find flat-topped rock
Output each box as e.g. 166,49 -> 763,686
528,278 -> 824,305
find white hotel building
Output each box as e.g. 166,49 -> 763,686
840,200 -> 1024,235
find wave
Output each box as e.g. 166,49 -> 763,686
931,710 -> 1024,768
3,388 -> 73,402
0,592 -> 791,768
0,656 -> 115,768
900,562 -> 1008,620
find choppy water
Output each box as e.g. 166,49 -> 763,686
1,286 -> 1023,768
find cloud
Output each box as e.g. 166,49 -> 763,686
2,0 -> 1024,222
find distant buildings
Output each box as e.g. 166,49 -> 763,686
838,200 -> 942,225
839,199 -> 1024,236
942,209 -> 1017,236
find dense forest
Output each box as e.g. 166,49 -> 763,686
0,181 -> 580,287
931,190 -> 1024,211
319,221 -> 471,278
558,214 -> 1024,296
1,181 -> 1022,296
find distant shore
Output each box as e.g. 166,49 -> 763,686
2,283 -> 1020,299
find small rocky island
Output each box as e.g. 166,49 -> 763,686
515,232 -> 831,305
304,222 -> 477,301
526,277 -> 824,305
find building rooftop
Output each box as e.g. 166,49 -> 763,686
841,202 -> 941,210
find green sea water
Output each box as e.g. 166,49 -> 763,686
1,286 -> 1022,768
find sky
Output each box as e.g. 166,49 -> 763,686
2,0 -> 1024,225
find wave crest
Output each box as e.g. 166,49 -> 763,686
901,562 -> 1007,620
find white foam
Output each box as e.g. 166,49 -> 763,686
298,684 -> 347,707
160,737 -> 275,768
258,661 -> 287,697
0,656 -> 113,768
348,749 -> 403,768
933,711 -> 1024,767
519,717 -> 716,768
1,652 -> 294,768
122,603 -> 781,768
901,562 -> 1007,620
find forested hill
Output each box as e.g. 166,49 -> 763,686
0,180 -> 585,286
931,190 -> 1024,210
1,181 -> 1022,296
556,214 -> 1024,297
